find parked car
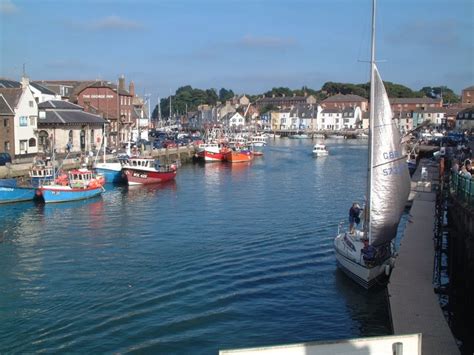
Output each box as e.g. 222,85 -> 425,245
0,152 -> 12,166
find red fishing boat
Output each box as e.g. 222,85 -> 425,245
121,157 -> 177,185
196,143 -> 227,162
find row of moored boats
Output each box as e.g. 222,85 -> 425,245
0,155 -> 178,204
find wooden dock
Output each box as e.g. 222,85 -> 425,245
388,159 -> 459,354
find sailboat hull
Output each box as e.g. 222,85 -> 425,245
334,233 -> 392,289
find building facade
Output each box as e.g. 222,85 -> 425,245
321,94 -> 368,112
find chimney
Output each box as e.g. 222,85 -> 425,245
21,75 -> 30,89
129,81 -> 135,96
119,74 -> 125,91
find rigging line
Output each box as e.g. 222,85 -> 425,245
373,122 -> 397,129
372,155 -> 407,169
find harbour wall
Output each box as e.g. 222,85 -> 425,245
0,146 -> 196,179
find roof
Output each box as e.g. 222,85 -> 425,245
412,107 -> 448,114
38,100 -> 83,110
39,110 -> 107,125
257,96 -> 308,103
462,86 -> 474,91
322,94 -> 367,102
0,78 -> 21,88
81,80 -> 131,96
0,88 -> 23,109
321,108 -> 342,114
389,97 -> 441,104
30,82 -> 58,95
0,94 -> 14,115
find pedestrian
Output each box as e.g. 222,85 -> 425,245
66,142 -> 71,153
349,202 -> 362,234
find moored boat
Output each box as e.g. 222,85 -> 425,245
36,168 -> 105,203
224,148 -> 253,163
0,179 -> 36,204
333,0 -> 410,289
29,160 -> 55,187
196,143 -> 226,162
122,157 -> 177,185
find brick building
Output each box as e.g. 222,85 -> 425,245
461,86 -> 474,108
77,76 -> 133,146
321,94 -> 368,112
389,97 -> 442,112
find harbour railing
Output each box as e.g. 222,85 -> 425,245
450,171 -> 474,207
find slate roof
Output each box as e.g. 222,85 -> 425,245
83,80 -> 131,96
30,82 -> 57,95
0,88 -> 23,109
322,94 -> 367,102
389,97 -> 441,104
39,110 -> 107,125
462,86 -> 474,91
38,100 -> 83,110
0,78 -> 21,88
0,94 -> 14,115
321,108 -> 342,114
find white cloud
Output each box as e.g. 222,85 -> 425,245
238,35 -> 297,49
90,15 -> 143,30
0,0 -> 19,14
68,15 -> 143,31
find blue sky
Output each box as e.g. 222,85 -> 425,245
1,0 -> 473,102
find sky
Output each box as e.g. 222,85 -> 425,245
1,0 -> 473,103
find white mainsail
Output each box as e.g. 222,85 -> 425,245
368,66 -> 410,247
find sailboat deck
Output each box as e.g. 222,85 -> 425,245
388,160 -> 459,355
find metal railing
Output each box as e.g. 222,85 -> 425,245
450,171 -> 474,207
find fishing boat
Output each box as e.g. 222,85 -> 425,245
248,134 -> 267,147
224,148 -> 254,163
29,160 -> 55,187
0,179 -> 36,204
333,0 -> 410,289
195,143 -> 227,162
36,167 -> 105,203
93,135 -> 126,183
121,157 -> 177,185
312,144 -> 329,157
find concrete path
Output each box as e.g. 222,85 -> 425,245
388,160 -> 459,354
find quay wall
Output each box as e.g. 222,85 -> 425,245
0,146 -> 196,179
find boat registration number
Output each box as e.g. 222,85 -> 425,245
132,172 -> 148,179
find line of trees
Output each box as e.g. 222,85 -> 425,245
152,83 -> 460,119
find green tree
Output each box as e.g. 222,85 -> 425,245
219,88 -> 234,102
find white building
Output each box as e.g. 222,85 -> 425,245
271,110 -> 291,130
0,84 -> 38,156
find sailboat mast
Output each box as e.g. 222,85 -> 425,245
365,0 -> 376,244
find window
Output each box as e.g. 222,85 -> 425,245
3,119 -> 8,127
4,141 -> 10,151
19,116 -> 28,126
29,138 -> 36,147
69,130 -> 74,145
29,101 -> 34,107
29,116 -> 36,126
90,129 -> 95,145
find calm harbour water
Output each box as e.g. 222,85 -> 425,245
0,138 -> 396,354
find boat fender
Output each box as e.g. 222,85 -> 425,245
385,264 -> 391,276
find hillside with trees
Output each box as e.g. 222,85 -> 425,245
152,83 -> 460,119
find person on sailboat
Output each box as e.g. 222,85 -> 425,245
348,202 -> 361,234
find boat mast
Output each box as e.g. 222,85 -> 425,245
365,0 -> 376,244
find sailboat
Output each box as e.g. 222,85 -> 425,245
333,0 -> 410,289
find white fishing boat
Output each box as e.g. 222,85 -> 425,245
333,0 -> 410,289
312,144 -> 329,157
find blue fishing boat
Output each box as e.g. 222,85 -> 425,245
29,160 -> 55,187
37,168 -> 105,203
0,179 -> 35,204
93,160 -> 124,184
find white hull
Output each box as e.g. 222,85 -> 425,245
334,232 -> 392,289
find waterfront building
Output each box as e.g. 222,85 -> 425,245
461,85 -> 474,108
321,94 -> 368,112
318,108 -> 343,130
37,100 -> 107,154
455,107 -> 474,130
270,109 -> 291,130
389,97 -> 442,112
222,112 -> 245,129
289,104 -> 317,130
0,78 -> 38,157
256,94 -> 316,110
1,77 -> 61,104
76,76 -> 133,147
412,108 -> 447,130
393,110 -> 413,133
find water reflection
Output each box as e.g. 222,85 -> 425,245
122,181 -> 177,202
